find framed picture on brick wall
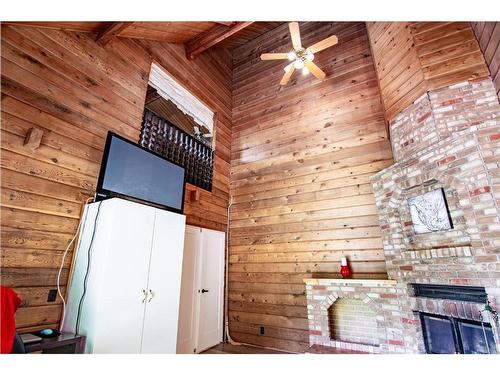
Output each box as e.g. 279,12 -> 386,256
407,188 -> 453,234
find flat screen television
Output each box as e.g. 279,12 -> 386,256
96,132 -> 186,213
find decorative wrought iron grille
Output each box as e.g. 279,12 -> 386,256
139,108 -> 213,191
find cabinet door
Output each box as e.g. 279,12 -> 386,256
176,226 -> 201,354
91,199 -> 155,353
196,229 -> 225,352
141,209 -> 186,353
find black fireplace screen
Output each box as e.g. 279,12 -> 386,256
139,108 -> 214,191
420,313 -> 497,354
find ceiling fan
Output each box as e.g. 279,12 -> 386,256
260,22 -> 338,85
194,125 -> 212,139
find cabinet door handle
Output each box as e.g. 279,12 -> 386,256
147,289 -> 154,303
141,289 -> 147,303
201,289 -> 209,294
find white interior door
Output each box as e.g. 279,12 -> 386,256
196,228 -> 225,353
176,226 -> 201,354
141,209 -> 186,353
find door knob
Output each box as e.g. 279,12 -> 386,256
201,289 -> 209,293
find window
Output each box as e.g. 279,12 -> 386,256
140,108 -> 213,191
140,63 -> 215,191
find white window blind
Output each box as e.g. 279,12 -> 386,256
149,62 -> 214,133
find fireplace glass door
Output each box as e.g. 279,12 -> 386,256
421,314 -> 457,353
457,320 -> 497,354
420,313 -> 497,354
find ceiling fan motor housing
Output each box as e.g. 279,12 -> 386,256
291,48 -> 315,69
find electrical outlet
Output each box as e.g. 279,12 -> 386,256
260,326 -> 265,335
47,289 -> 57,302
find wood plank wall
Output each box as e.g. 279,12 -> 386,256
471,22 -> 500,98
367,22 -> 490,121
0,24 -> 232,332
366,23 -> 425,122
229,22 -> 392,352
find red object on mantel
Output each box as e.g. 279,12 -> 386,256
340,257 -> 352,278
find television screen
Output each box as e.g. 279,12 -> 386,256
97,132 -> 185,213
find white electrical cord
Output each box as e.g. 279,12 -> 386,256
57,197 -> 94,330
224,196 -> 242,346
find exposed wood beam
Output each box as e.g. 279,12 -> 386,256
214,21 -> 234,26
185,21 -> 254,60
96,22 -> 134,45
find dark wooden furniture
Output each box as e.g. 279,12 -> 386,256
23,333 -> 85,354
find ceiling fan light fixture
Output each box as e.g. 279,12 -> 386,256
293,59 -> 304,69
302,66 -> 310,75
305,50 -> 314,61
287,51 -> 296,61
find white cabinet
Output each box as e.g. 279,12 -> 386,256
176,226 -> 225,354
141,207 -> 186,353
62,198 -> 186,354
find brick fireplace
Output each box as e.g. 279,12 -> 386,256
305,278 -> 409,353
304,77 -> 500,353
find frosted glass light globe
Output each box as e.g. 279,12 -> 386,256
293,59 -> 304,69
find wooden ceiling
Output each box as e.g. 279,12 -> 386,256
2,21 -> 283,57
218,22 -> 283,49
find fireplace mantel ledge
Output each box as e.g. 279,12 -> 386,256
304,278 -> 397,287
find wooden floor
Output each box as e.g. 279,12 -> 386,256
201,342 -> 288,354
201,342 -> 371,354
306,344 -> 370,354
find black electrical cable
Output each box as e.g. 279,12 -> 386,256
75,201 -> 103,335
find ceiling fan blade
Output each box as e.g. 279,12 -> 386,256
289,22 -> 302,50
280,63 -> 295,85
304,60 -> 326,80
308,35 -> 338,54
261,53 -> 289,60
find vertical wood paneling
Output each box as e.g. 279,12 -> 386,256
472,22 -> 500,98
1,24 -> 232,332
367,22 -> 490,121
229,22 -> 391,352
